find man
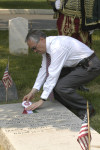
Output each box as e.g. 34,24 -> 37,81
23,30 -> 100,119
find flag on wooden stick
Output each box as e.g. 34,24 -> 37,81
2,64 -> 12,88
77,102 -> 91,150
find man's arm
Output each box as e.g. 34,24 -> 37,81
23,54 -> 46,101
33,54 -> 47,90
41,39 -> 67,100
22,54 -> 46,110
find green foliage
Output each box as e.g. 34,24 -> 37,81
0,0 -> 52,9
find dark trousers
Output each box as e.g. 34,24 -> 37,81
54,55 -> 100,111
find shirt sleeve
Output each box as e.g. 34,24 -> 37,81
33,54 -> 46,90
41,41 -> 67,100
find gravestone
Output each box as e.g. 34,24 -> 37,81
0,80 -> 18,101
0,101 -> 100,150
9,17 -> 28,55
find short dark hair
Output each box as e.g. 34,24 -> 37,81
25,30 -> 46,43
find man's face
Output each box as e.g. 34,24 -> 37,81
27,37 -> 46,54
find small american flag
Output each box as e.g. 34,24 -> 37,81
2,65 -> 12,88
77,113 -> 91,150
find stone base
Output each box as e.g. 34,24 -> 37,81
0,101 -> 100,150
0,80 -> 18,101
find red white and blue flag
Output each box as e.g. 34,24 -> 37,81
2,65 -> 12,88
77,113 -> 91,150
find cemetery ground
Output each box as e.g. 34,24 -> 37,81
0,0 -> 52,9
0,29 -> 100,135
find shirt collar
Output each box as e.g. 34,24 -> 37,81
46,37 -> 50,54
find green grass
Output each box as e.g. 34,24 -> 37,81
0,30 -> 100,133
0,0 -> 52,9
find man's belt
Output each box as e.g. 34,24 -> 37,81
78,53 -> 95,68
85,53 -> 95,61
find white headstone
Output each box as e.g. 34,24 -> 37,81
9,17 -> 28,55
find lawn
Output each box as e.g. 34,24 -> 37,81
0,0 -> 52,9
0,30 -> 100,133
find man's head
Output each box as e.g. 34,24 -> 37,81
25,30 -> 47,54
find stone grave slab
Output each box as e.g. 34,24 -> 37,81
0,81 -> 18,101
0,100 -> 100,150
9,17 -> 28,55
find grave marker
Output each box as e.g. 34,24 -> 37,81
9,17 -> 28,55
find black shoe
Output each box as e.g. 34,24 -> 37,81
78,85 -> 89,92
77,108 -> 95,120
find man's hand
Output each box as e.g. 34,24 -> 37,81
23,88 -> 38,102
23,91 -> 34,102
25,100 -> 44,111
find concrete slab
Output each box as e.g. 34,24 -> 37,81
0,100 -> 100,150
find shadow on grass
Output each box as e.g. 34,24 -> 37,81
0,1 -> 52,9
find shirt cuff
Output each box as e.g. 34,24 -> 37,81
41,98 -> 46,101
40,90 -> 50,100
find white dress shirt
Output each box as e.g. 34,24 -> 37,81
33,36 -> 94,100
